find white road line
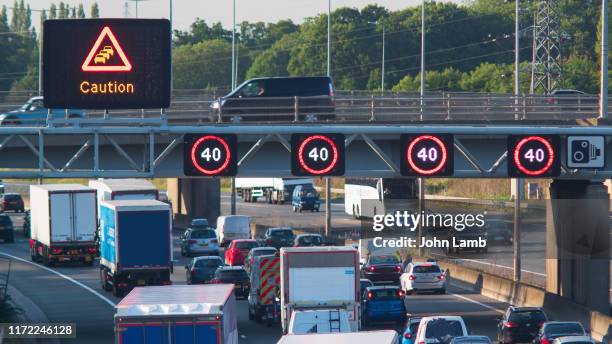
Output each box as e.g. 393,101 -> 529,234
0,251 -> 116,308
449,292 -> 504,314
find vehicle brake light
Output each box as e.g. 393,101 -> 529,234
367,266 -> 376,272
367,291 -> 373,300
87,247 -> 97,254
51,248 -> 63,255
504,321 -> 519,328
418,341 -> 425,344
541,338 -> 550,344
404,333 -> 412,339
162,280 -> 172,285
437,274 -> 445,280
394,265 -> 402,272
408,275 -> 415,280
397,289 -> 405,298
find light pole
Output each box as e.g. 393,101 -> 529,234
601,0 -> 608,119
325,0 -> 332,238
513,0 -> 522,283
368,21 -> 386,95
231,0 -> 236,90
327,0 -> 331,77
170,0 -> 173,94
417,0 -> 426,256
127,0 -> 148,18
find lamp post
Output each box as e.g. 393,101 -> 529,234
368,21 -> 386,95
601,0 -> 608,119
231,0 -> 236,90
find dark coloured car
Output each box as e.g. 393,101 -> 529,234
486,219 -> 513,245
534,322 -> 586,344
498,306 -> 548,344
0,96 -> 86,126
211,266 -> 250,298
0,193 -> 24,213
291,185 -> 320,212
294,233 -> 324,247
210,76 -> 335,122
23,210 -> 30,238
361,254 -> 402,284
0,215 -> 14,243
362,285 -> 407,325
263,227 -> 295,249
443,225 -> 488,254
185,256 -> 224,285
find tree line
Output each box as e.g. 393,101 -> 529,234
0,0 -> 608,102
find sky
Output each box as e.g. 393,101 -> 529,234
0,0 -> 463,33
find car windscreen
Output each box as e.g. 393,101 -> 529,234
270,230 -> 294,237
194,259 -> 222,268
508,310 -> 546,322
544,323 -> 584,336
413,265 -> 441,273
369,255 -> 399,265
298,188 -> 318,197
425,319 -> 464,339
235,241 -> 258,250
216,269 -> 248,280
370,288 -> 400,299
254,249 -> 277,257
191,230 -> 216,239
191,219 -> 208,227
299,235 -> 322,244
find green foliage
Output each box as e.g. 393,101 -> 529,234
90,2 -> 99,18
172,40 -> 234,89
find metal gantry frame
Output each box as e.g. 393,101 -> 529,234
0,125 -> 611,179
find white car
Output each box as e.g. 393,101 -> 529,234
552,336 -> 597,344
414,316 -> 468,344
400,262 -> 446,294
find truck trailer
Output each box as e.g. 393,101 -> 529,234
29,184 -> 97,266
99,200 -> 172,297
280,246 -> 360,334
88,178 -> 158,209
276,330 -> 399,344
115,284 -> 238,344
236,178 -> 313,204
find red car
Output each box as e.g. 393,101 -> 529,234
224,239 -> 259,266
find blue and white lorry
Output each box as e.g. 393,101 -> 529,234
115,284 -> 238,344
99,200 -> 172,297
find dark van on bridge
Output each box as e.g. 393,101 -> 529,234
210,76 -> 335,122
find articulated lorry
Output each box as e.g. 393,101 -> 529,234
115,284 -> 238,344
248,254 -> 281,324
88,179 -> 159,208
280,246 -> 360,334
29,184 -> 97,266
99,200 -> 172,297
276,330 -> 399,344
236,178 -> 313,203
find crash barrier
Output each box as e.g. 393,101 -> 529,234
438,261 -> 612,342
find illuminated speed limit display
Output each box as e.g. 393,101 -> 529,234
507,135 -> 560,177
400,134 -> 454,177
291,133 -> 345,176
184,134 -> 237,176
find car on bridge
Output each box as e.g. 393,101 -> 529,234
210,76 -> 335,122
497,306 -> 548,344
361,285 -> 407,326
0,96 -> 85,125
534,322 -> 587,344
361,254 -> 402,284
185,256 -> 224,285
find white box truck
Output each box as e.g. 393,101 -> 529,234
115,284 -> 238,344
88,179 -> 158,208
29,184 -> 97,266
280,246 -> 360,334
276,330 -> 399,344
236,178 -> 313,203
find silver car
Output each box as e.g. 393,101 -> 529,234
180,227 -> 220,257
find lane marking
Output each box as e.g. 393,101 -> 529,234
449,291 -> 504,314
0,251 -> 116,308
457,258 -> 547,277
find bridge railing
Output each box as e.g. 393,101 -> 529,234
0,92 -> 605,126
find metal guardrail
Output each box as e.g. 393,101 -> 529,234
0,92 -> 606,126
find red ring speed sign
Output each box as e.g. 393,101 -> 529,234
297,135 -> 339,175
406,135 -> 449,175
190,135 -> 232,175
512,135 -> 555,176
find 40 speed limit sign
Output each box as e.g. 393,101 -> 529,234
184,134 -> 237,176
291,133 -> 345,176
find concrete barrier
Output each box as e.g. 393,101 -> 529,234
439,261 -> 611,342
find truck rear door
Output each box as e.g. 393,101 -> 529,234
50,193 -> 72,242
73,192 -> 96,242
117,322 -> 220,344
118,323 -> 168,344
118,210 -> 170,269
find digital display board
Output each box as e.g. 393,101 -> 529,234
291,133 -> 345,176
508,135 -> 560,177
184,134 -> 237,177
43,19 -> 171,109
400,134 -> 454,176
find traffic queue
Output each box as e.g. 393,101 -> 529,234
0,179 -> 605,344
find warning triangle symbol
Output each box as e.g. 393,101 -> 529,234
81,26 -> 132,72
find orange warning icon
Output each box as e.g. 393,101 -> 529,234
81,26 -> 132,72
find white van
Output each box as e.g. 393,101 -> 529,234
216,215 -> 251,246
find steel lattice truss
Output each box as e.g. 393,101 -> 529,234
531,0 -> 564,94
0,125 -> 610,179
